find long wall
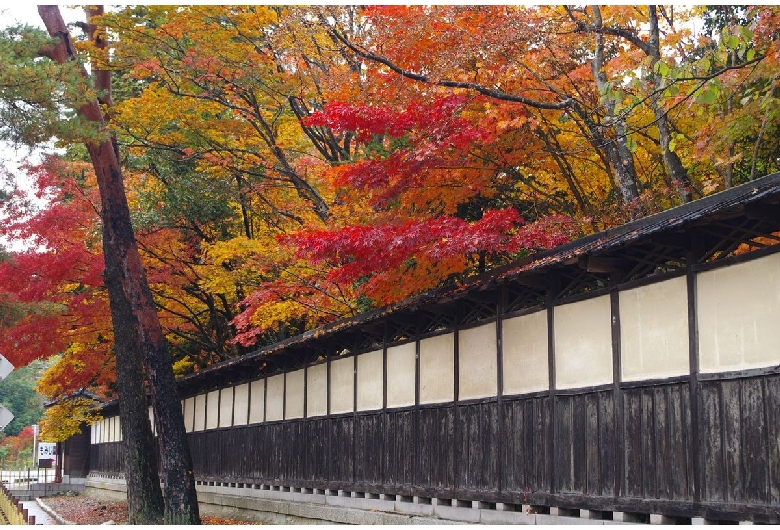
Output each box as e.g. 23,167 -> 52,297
89,249 -> 780,522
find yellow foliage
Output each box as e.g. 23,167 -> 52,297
39,398 -> 102,443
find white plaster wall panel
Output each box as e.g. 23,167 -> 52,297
97,419 -> 103,443
620,277 -> 689,381
194,393 -> 207,432
248,379 -> 265,424
554,295 -> 613,389
206,390 -> 220,430
219,387 -> 234,428
386,342 -> 416,408
459,323 -> 498,400
502,310 -> 549,395
266,374 -> 285,421
110,417 -> 117,442
306,363 -> 328,417
90,422 -> 96,444
285,369 -> 305,419
330,356 -> 355,414
118,416 -> 123,442
103,418 -> 108,443
698,253 -> 780,373
183,397 -> 195,433
419,333 -> 455,404
357,349 -> 384,411
233,384 -> 249,426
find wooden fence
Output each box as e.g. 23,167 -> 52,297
86,174 -> 780,523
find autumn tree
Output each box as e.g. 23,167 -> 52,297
0,7 -> 197,523
37,6 -> 198,523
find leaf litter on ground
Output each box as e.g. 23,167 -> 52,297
42,492 -> 260,524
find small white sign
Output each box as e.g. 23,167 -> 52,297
38,442 -> 57,459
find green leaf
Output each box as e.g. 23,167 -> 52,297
653,60 -> 670,77
625,135 -> 638,153
699,86 -> 719,105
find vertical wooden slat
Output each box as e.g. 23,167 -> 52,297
669,384 -> 692,500
766,376 -> 780,505
501,401 -> 515,491
598,391 -> 615,497
722,380 -> 742,502
741,378 -> 768,504
572,395 -> 587,493
624,389 -> 642,497
556,396 -> 572,492
700,383 -> 724,502
585,393 -> 601,495
641,388 -> 657,498
655,386 -> 672,499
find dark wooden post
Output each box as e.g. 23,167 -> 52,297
610,277 -> 624,501
546,272 -> 560,497
686,234 -> 704,505
496,287 -> 506,494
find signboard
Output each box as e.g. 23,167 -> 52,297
38,442 -> 57,460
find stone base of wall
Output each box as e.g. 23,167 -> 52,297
86,474 -> 647,525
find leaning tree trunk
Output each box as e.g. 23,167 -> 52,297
37,6 -> 200,524
104,249 -> 165,524
83,6 -> 165,523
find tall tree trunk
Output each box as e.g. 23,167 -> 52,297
37,6 -> 200,524
82,7 -> 165,523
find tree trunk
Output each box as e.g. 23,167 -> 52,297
590,6 -> 643,218
104,248 -> 165,524
37,6 -> 200,524
647,6 -> 693,203
82,7 -> 165,523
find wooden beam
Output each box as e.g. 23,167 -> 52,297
744,203 -> 780,224
578,255 -> 630,274
651,232 -> 689,249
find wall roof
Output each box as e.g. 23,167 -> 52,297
170,171 -> 780,397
